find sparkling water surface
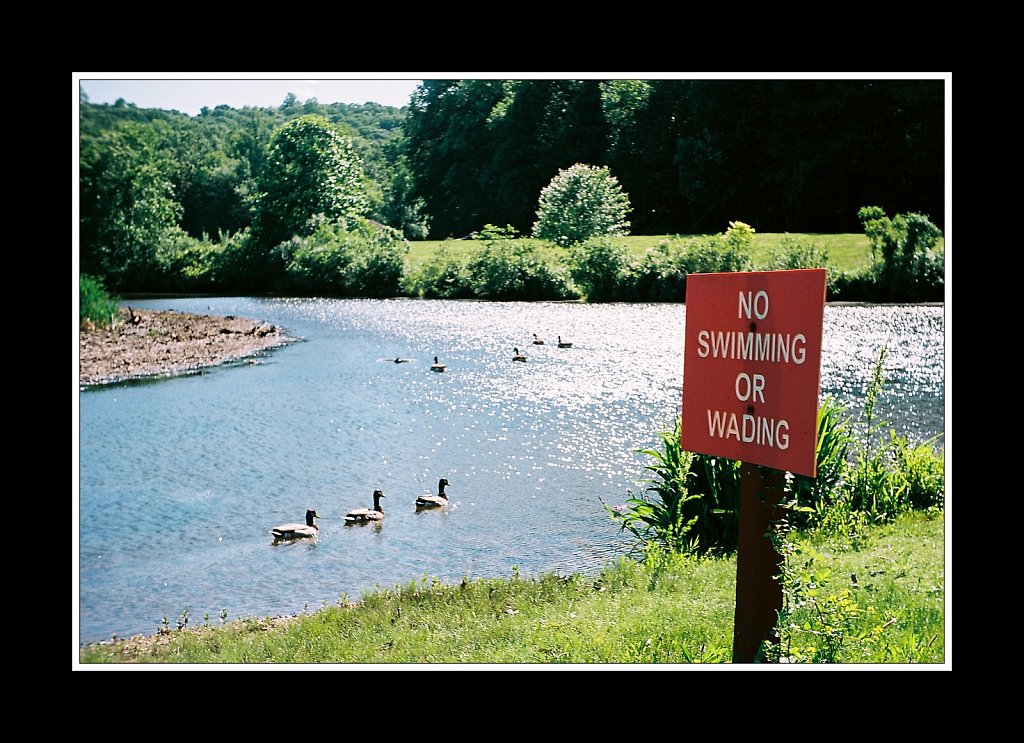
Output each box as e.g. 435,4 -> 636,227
76,298 -> 946,645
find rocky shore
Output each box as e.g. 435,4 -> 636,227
78,307 -> 296,387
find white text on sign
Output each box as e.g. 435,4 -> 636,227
701,290 -> 795,452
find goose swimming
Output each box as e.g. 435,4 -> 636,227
345,490 -> 386,523
416,478 -> 450,509
270,509 -> 321,541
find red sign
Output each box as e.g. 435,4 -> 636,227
680,269 -> 826,477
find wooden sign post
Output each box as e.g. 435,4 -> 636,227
680,269 -> 826,663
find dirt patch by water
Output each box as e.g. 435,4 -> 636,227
78,307 -> 296,387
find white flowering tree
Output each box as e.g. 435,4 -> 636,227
532,163 -> 632,247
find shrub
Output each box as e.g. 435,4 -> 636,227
826,270 -> 874,302
276,232 -> 348,295
569,237 -> 637,302
210,228 -> 261,293
844,431 -> 945,521
892,435 -> 945,511
684,452 -> 742,553
758,236 -> 831,273
79,274 -> 120,330
466,238 -> 576,301
604,419 -> 742,556
611,395 -> 862,557
154,231 -> 226,292
404,241 -> 475,299
474,224 -> 520,240
276,219 -> 406,297
634,239 -> 687,302
631,230 -> 752,302
532,163 -> 632,247
680,234 -> 752,275
838,342 -> 945,522
857,206 -> 944,301
723,220 -> 756,250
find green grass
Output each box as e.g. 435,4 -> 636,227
749,233 -> 874,273
79,274 -> 122,330
405,233 -> 875,277
79,510 -> 945,666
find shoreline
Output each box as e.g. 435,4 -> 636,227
78,308 -> 297,387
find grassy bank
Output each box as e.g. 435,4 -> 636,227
79,510 -> 945,666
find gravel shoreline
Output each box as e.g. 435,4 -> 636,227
78,307 -> 296,387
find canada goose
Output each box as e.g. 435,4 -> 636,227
127,306 -> 142,326
416,478 -> 450,509
394,356 -> 410,364
532,334 -> 545,345
345,490 -> 386,523
270,509 -> 320,541
430,356 -> 447,372
512,347 -> 527,362
557,336 -> 573,348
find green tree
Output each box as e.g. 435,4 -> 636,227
533,163 -> 632,246
377,138 -> 431,239
486,80 -> 608,233
79,121 -> 184,288
403,80 -> 509,238
251,115 -> 369,251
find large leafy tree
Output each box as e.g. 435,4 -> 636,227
251,115 -> 369,251
79,120 -> 184,288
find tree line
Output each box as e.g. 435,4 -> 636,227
403,79 -> 944,237
78,79 -> 944,295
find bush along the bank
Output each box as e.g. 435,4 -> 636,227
466,236 -> 576,301
403,241 -> 476,299
854,206 -> 945,302
569,237 -> 638,302
81,203 -> 943,302
571,223 -> 755,304
406,227 -> 578,301
273,219 -> 407,298
80,274 -> 121,330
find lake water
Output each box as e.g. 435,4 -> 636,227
75,298 -> 946,646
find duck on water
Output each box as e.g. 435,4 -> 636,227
416,478 -> 451,509
346,490 -> 386,523
270,509 -> 320,542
